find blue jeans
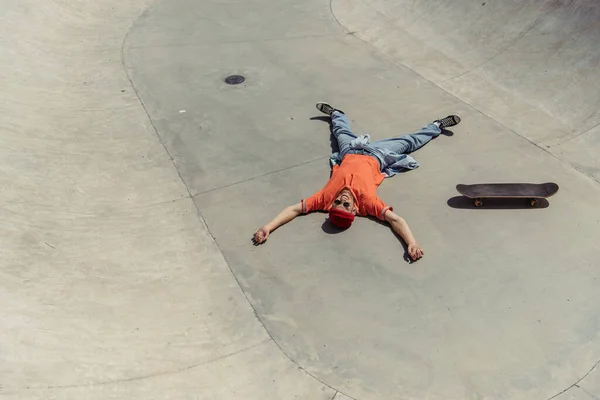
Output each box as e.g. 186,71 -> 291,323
330,111 -> 441,176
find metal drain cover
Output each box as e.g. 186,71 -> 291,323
225,75 -> 245,85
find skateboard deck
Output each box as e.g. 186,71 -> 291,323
456,182 -> 559,207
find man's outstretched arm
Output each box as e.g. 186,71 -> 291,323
253,202 -> 303,245
384,209 -> 424,261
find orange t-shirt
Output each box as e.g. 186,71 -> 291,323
301,154 -> 393,220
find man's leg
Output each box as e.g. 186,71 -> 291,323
371,115 -> 460,154
370,123 -> 441,154
330,111 -> 358,155
316,102 -> 357,155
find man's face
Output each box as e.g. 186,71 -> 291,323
332,189 -> 356,214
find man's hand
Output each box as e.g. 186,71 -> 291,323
253,227 -> 270,245
252,203 -> 302,246
407,243 -> 424,261
384,210 -> 423,262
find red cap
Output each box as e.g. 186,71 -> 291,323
328,208 -> 355,229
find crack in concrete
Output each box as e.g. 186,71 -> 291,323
547,359 -> 600,400
192,156 -> 329,197
576,384 -> 600,400
125,31 -> 343,50
440,0 -> 563,83
557,120 -> 600,146
39,339 -> 270,389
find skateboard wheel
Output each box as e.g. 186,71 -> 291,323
474,199 -> 483,207
530,198 -> 538,207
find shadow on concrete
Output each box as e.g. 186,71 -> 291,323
447,196 -> 550,209
366,216 -> 414,264
320,216 -> 414,261
320,218 -> 347,234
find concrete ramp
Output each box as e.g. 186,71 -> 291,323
2,0 -> 600,399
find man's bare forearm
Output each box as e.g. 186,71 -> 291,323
383,209 -> 424,261
384,210 -> 417,245
264,203 -> 302,232
390,217 -> 418,245
254,203 -> 303,245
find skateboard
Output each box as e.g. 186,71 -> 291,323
456,182 -> 559,207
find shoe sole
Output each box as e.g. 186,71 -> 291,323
316,102 -> 334,115
440,115 -> 461,128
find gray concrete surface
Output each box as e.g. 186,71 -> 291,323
2,0 -> 599,399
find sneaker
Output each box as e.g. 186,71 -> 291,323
316,102 -> 343,116
434,115 -> 461,129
